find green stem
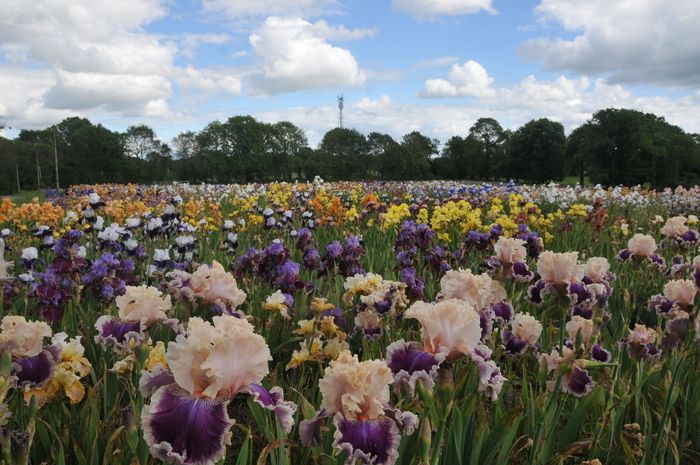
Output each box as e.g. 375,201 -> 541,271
429,416 -> 447,465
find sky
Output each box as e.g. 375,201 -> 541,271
1,0 -> 700,147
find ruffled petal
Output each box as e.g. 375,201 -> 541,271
563,366 -> 594,397
94,316 -> 145,351
502,331 -> 528,354
139,366 -> 176,397
512,261 -> 534,282
385,339 -> 445,395
382,407 -> 418,435
491,301 -> 514,323
647,254 -> 666,270
527,280 -> 548,305
299,408 -> 329,447
246,383 -> 297,434
142,385 -> 234,465
678,229 -> 699,247
648,295 -> 675,316
333,414 -> 400,465
13,349 -> 57,387
591,344 -> 611,363
567,282 -> 593,305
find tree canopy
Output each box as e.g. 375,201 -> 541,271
2,107 -> 699,194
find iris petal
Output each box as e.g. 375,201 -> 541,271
385,339 -> 445,395
142,385 -> 234,465
94,315 -> 145,351
246,383 -> 297,434
14,349 -> 57,387
564,366 -> 594,397
139,366 -> 175,397
333,414 -> 400,465
299,408 -> 329,447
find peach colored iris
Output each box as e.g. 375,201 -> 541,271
190,261 -> 247,308
318,350 -> 393,421
439,268 -> 506,309
405,298 -> 481,357
537,251 -> 583,285
116,285 -> 172,326
167,315 -> 271,400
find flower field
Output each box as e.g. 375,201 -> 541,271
0,179 -> 699,465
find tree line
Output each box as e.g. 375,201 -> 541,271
1,108 -> 699,194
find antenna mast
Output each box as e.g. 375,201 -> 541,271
337,94 -> 344,128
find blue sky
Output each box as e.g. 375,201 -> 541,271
1,0 -> 700,146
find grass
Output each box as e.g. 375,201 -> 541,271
2,189 -> 46,204
561,175 -> 591,186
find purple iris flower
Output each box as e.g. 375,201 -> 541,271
82,253 -> 136,304
325,241 -> 343,261
563,365 -> 595,397
591,343 -> 611,363
399,267 -> 425,300
395,248 -> 416,269
13,348 -> 58,387
94,316 -> 146,351
295,227 -> 315,250
303,247 -> 321,271
143,385 -> 234,465
385,339 -> 445,395
245,384 -> 297,434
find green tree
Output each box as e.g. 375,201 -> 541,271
172,131 -> 198,160
508,119 -> 566,183
400,131 -> 436,180
318,128 -> 369,180
466,118 -> 507,180
266,121 -> 308,181
367,132 -> 399,179
568,108 -> 700,187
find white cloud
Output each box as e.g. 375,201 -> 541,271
414,56 -> 460,69
174,67 -> 243,94
247,17 -> 367,94
0,0 -> 247,128
0,68 -> 70,128
201,0 -> 337,19
179,33 -> 231,58
422,60 -> 497,98
311,20 -> 376,40
254,77 -> 700,147
0,0 -> 176,125
393,0 -> 496,19
0,0 -> 172,74
520,0 -> 700,86
43,71 -> 172,115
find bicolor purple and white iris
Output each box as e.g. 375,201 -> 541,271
300,351 -> 416,465
617,234 -> 665,269
140,316 -> 296,465
94,285 -> 172,352
527,251 -> 592,306
0,316 -> 55,388
649,279 -> 697,316
485,236 -> 533,282
385,339 -> 446,395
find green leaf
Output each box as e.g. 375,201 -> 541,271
495,416 -> 524,465
235,432 -> 252,465
557,388 -> 600,450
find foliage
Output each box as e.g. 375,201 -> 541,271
2,108 -> 700,195
0,180 -> 698,465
